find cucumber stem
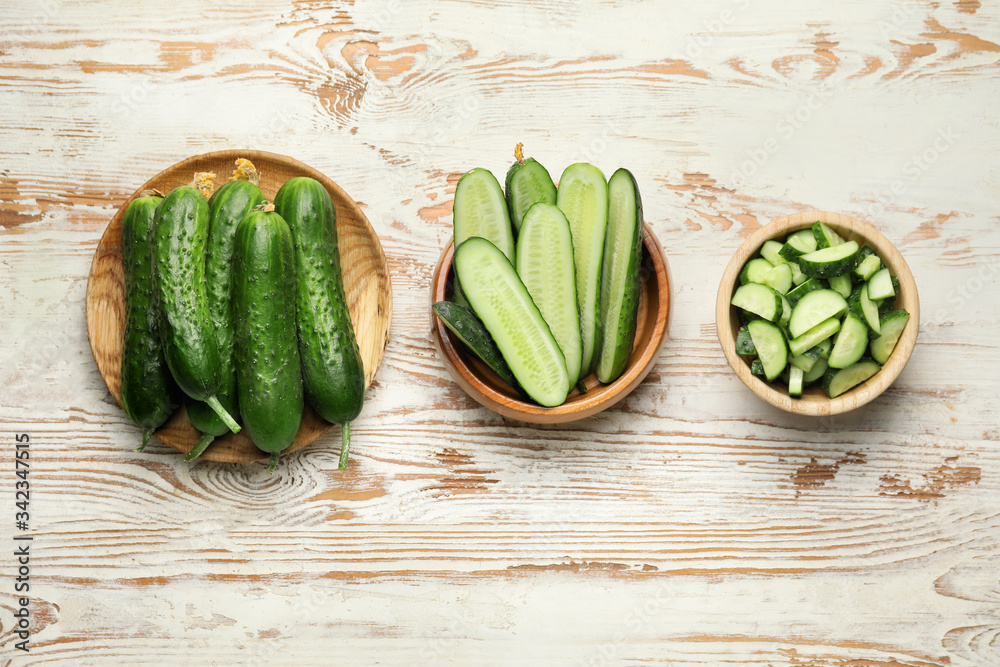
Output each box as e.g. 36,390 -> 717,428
184,432 -> 215,462
268,452 -> 279,475
514,142 -> 524,166
338,422 -> 351,470
229,158 -> 260,186
134,428 -> 153,453
204,395 -> 241,433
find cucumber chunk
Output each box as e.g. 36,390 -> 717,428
789,289 -> 848,338
853,246 -> 881,281
740,258 -> 774,285
455,237 -> 569,407
762,263 -> 793,294
823,359 -> 881,398
870,309 -> 910,364
779,229 -> 818,261
803,356 -> 829,384
788,317 -> 841,357
812,221 -> 845,249
868,267 -> 896,300
859,283 -> 881,334
788,366 -> 805,397
747,320 -> 788,381
735,326 -> 756,355
828,313 -> 870,369
760,240 -> 788,266
786,278 -> 823,307
828,273 -> 852,299
731,283 -> 782,322
517,203 -> 582,389
557,163 -> 608,376
798,240 -> 861,279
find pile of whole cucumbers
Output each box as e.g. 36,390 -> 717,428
119,160 -> 365,472
433,145 -> 645,407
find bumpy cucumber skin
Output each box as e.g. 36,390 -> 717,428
505,158 -> 557,233
597,168 -> 644,384
275,177 -> 365,425
232,211 -> 304,454
152,186 -> 225,403
184,181 -> 266,437
121,196 -> 181,438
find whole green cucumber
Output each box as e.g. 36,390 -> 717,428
152,185 -> 240,433
184,178 -> 266,461
120,193 -> 181,450
232,209 -> 304,473
274,177 -> 364,469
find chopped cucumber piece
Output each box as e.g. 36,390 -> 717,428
828,313 -> 869,369
823,359 -> 881,398
735,326 -> 756,355
788,366 -> 805,397
853,246 -> 882,281
762,263 -> 793,294
786,278 -> 823,307
828,273 -> 852,298
789,289 -> 848,338
751,358 -> 765,376
870,309 -> 910,364
779,294 -> 792,327
798,240 -> 861,279
859,283 -> 881,334
760,240 -> 788,266
790,353 -> 818,373
779,229 -> 818,261
731,283 -> 782,322
789,261 -> 808,285
803,356 -> 829,384
789,317 -> 841,357
740,258 -> 774,285
812,221 -> 845,249
747,320 -> 788,381
868,267 -> 895,300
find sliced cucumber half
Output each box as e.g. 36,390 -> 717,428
788,289 -> 848,338
747,319 -> 788,381
455,237 -> 569,407
823,359 -> 881,398
516,203 -> 582,389
731,283 -> 782,322
506,157 -> 557,233
454,168 -> 515,261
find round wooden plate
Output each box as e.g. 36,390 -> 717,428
86,150 -> 392,462
431,226 -> 670,423
716,210 -> 919,416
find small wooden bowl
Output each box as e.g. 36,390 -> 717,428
716,210 -> 919,416
86,150 -> 392,462
431,226 -> 670,423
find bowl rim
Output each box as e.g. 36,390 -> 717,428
432,225 -> 671,424
715,209 -> 919,416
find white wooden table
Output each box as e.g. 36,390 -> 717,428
2,1 -> 999,664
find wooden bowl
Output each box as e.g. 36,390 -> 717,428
431,226 -> 670,423
86,150 -> 392,462
716,210 -> 919,416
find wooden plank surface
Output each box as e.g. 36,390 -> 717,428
1,0 -> 999,664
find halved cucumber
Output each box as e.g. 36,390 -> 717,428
798,240 -> 860,279
789,289 -> 848,338
740,258 -> 774,285
747,320 -> 788,381
557,163 -> 608,375
454,168 -> 515,261
516,203 -> 582,388
433,301 -> 518,389
828,313 -> 869,369
455,237 -> 569,407
788,317 -> 841,357
596,168 -> 644,384
868,267 -> 896,300
731,283 -> 782,322
870,309 -> 910,364
506,156 -> 557,233
823,359 -> 881,398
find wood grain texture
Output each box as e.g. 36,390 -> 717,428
716,210 -> 920,416
1,0 -> 1000,665
432,225 -> 670,423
